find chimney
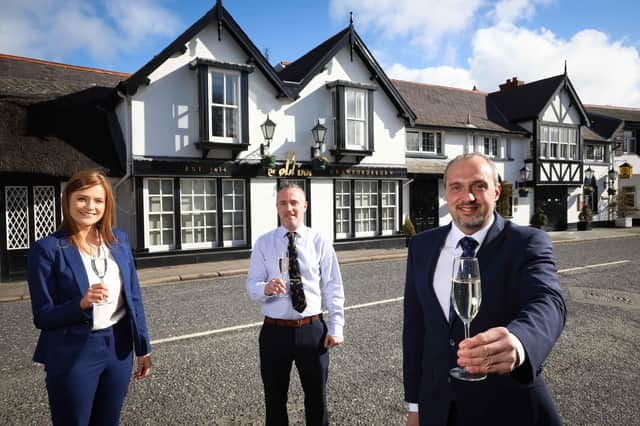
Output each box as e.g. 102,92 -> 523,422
274,60 -> 290,72
499,76 -> 525,91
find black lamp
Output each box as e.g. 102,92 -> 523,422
516,165 -> 530,197
260,115 -> 276,156
310,119 -> 327,158
584,166 -> 593,180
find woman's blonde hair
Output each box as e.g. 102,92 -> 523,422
59,169 -> 116,248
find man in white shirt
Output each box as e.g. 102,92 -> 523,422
247,182 -> 345,426
403,153 -> 565,425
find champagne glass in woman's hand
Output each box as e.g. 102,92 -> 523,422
450,256 -> 486,381
91,256 -> 111,305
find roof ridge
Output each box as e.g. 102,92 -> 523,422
0,53 -> 130,77
391,78 -> 487,95
585,103 -> 640,112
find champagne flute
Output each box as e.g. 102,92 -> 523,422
275,250 -> 289,297
91,254 -> 111,305
450,256 -> 486,381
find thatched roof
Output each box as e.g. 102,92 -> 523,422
0,54 -> 128,177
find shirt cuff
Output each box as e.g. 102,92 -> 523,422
509,332 -> 526,367
328,323 -> 343,338
407,402 -> 419,412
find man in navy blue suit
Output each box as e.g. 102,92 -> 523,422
403,153 -> 566,426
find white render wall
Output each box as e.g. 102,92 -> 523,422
249,179 -> 278,245
309,180 -> 335,242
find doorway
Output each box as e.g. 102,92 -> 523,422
409,176 -> 439,233
535,186 -> 567,231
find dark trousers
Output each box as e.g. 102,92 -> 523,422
45,319 -> 133,426
259,317 -> 329,426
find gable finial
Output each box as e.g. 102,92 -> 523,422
217,0 -> 223,41
349,11 -> 354,62
564,59 -> 567,75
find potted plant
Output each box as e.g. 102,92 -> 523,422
530,208 -> 549,229
577,205 -> 592,231
402,216 -> 416,247
312,156 -> 330,171
614,192 -> 637,228
260,154 -> 276,169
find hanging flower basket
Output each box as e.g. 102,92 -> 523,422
261,155 -> 276,169
312,156 -> 329,171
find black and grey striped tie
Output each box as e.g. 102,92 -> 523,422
287,232 -> 307,313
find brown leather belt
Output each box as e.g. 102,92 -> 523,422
264,314 -> 321,328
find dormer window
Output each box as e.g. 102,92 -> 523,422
190,59 -> 252,159
327,80 -> 375,162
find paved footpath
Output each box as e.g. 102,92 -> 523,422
2,226 -> 639,302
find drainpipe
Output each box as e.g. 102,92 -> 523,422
113,89 -> 133,212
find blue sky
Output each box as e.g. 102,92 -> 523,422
2,0 -> 640,106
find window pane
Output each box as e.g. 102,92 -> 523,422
212,72 -> 224,104
194,196 -> 205,211
149,197 -> 161,213
163,230 -> 174,245
149,231 -> 160,246
211,107 -> 223,137
181,197 -> 192,211
161,214 -> 173,228
149,215 -> 160,229
347,91 -> 356,116
181,214 -> 193,228
181,179 -> 192,194
234,212 -> 243,225
407,132 -> 419,151
226,108 -> 238,139
226,74 -> 237,105
182,230 -> 192,244
206,196 -> 217,210
162,197 -> 173,211
223,212 -> 232,226
161,180 -> 173,194
149,180 -> 160,194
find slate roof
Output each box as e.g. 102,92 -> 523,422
584,111 -> 623,142
585,104 -> 640,124
392,79 -> 527,134
487,75 -> 567,122
0,54 -> 127,177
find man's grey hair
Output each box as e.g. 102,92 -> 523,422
278,182 -> 306,201
443,153 -> 499,186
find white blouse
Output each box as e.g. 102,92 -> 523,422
79,242 -> 126,330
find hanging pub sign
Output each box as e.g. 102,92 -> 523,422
619,162 -> 632,179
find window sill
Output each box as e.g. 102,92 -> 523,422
406,152 -> 447,159
194,141 -> 249,159
330,148 -> 373,163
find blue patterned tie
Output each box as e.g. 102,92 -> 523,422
450,237 -> 479,323
459,237 -> 478,258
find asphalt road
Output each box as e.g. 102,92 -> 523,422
1,237 -> 639,425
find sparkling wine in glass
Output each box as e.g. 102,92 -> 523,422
450,256 -> 486,381
91,256 -> 111,305
275,251 -> 289,297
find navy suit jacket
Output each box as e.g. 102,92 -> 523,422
403,214 -> 566,426
27,228 -> 151,374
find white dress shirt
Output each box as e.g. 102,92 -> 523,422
246,225 -> 345,338
408,217 -> 524,413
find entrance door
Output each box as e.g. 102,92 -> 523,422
409,177 -> 439,233
1,181 -> 61,281
535,186 -> 567,231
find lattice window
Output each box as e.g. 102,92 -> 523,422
33,186 -> 56,240
6,186 -> 29,250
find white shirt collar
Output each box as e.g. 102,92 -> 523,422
445,214 -> 495,250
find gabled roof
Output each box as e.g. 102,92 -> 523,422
277,25 -> 416,125
585,104 -> 640,124
488,74 -> 589,125
584,111 -> 623,142
0,54 -> 126,177
118,1 -> 290,98
392,80 -> 527,134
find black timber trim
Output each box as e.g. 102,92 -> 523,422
244,178 -> 252,247
173,178 -> 182,250
368,90 -> 375,153
197,65 -> 208,142
189,58 -> 254,73
330,148 -> 373,163
335,86 -> 345,150
349,180 -> 356,238
326,80 -> 377,91
215,179 -> 224,248
134,176 -> 146,252
241,71 -> 249,145
117,3 -> 291,99
397,179 -> 404,232
537,75 -> 590,127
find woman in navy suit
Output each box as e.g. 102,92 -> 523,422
28,169 -> 152,426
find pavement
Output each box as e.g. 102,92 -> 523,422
2,226 -> 640,303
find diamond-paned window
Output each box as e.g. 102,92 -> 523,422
6,186 -> 29,250
33,186 -> 56,240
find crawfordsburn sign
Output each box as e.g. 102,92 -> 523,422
266,152 -> 312,177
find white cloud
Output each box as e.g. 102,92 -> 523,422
388,63 -> 476,91
329,0 -> 483,54
0,0 -> 180,66
470,25 -> 640,107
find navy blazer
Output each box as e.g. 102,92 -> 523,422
403,214 -> 566,426
27,228 -> 151,373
